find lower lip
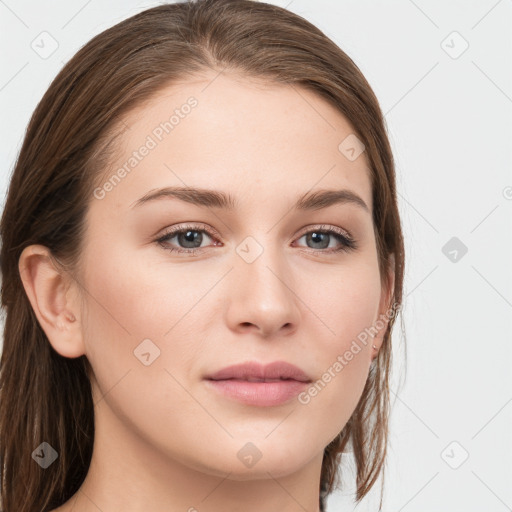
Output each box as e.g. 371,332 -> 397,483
205,379 -> 310,406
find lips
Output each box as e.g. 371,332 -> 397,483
204,361 -> 312,407
205,360 -> 312,383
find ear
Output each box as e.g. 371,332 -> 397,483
18,244 -> 85,358
374,252 -> 396,346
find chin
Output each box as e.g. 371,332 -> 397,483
186,444 -> 313,481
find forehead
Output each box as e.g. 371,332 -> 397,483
93,70 -> 372,215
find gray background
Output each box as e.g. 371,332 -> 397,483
1,0 -> 511,510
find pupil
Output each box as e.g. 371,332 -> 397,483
180,230 -> 202,248
309,232 -> 328,249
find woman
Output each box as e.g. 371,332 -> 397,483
0,1 -> 405,510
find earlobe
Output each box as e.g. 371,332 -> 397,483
18,244 -> 85,358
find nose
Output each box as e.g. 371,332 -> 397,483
224,241 -> 301,338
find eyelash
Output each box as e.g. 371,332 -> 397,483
155,223 -> 358,256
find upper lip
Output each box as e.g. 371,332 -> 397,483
205,361 -> 312,383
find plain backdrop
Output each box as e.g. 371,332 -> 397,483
1,1 -> 511,511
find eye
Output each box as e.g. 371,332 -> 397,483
155,223 -> 219,254
294,225 -> 358,254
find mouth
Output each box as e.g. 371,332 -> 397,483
208,376 -> 309,383
205,360 -> 312,383
204,361 -> 312,406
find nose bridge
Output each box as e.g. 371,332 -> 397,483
226,231 -> 300,336
235,231 -> 288,289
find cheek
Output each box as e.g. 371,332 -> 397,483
294,260 -> 380,427
78,242 -> 166,390
81,239 -> 179,335
78,239 -> 215,398
300,257 -> 381,351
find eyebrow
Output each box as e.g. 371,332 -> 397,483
130,186 -> 370,213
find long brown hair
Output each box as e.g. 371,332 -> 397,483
0,1 -> 405,510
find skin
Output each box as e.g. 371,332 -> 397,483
19,70 -> 394,512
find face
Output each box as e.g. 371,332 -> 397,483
76,70 -> 390,479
